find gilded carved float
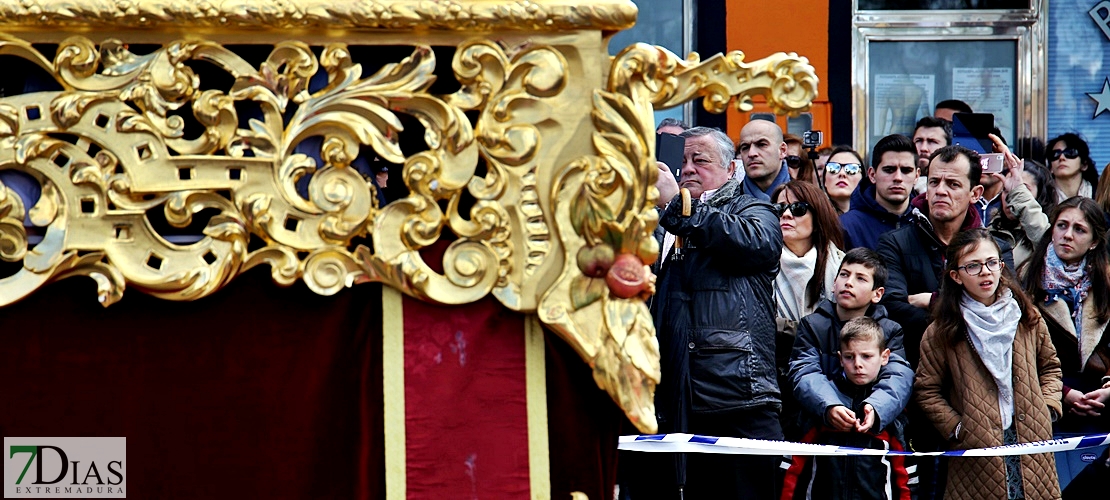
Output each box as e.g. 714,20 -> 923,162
0,0 -> 817,433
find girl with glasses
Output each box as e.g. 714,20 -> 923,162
770,180 -> 845,440
823,146 -> 865,215
917,228 -> 1063,500
1044,133 -> 1098,201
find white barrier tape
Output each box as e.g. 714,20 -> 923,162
619,433 -> 1110,457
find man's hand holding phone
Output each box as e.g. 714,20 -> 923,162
655,161 -> 680,208
988,133 -> 1024,193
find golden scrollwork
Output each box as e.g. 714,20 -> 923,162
0,0 -> 637,32
0,4 -> 817,432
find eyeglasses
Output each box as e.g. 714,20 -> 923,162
786,155 -> 802,169
957,258 -> 1004,276
825,162 -> 862,175
880,165 -> 917,175
1049,148 -> 1080,161
773,201 -> 811,218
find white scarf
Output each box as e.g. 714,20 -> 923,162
1055,179 -> 1093,202
960,288 -> 1021,429
775,245 -> 818,322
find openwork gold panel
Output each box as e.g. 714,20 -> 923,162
0,1 -> 817,433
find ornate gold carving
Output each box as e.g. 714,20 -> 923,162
609,43 -> 819,117
0,23 -> 817,432
0,1 -> 638,32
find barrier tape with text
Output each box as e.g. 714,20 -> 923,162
619,433 -> 1110,457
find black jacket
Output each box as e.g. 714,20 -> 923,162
789,299 -> 913,434
839,184 -> 915,251
651,178 -> 784,431
876,194 -> 1014,367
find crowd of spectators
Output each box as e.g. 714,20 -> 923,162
626,102 -> 1110,499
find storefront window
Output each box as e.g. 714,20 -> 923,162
858,0 -> 1030,9
867,40 -> 1017,147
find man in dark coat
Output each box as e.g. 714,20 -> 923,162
646,126 -> 785,499
840,134 -> 918,250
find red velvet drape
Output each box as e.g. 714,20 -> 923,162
0,271 -> 385,498
0,272 -> 620,499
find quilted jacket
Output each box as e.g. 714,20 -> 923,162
914,312 -> 1063,500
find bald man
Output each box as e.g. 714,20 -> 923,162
738,120 -> 790,201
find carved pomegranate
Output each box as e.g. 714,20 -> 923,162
606,253 -> 648,299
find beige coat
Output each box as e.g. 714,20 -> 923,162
915,312 -> 1063,500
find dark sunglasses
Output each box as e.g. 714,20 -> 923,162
786,155 -> 802,168
1049,148 -> 1080,161
880,165 -> 917,175
773,201 -> 811,218
825,161 -> 861,175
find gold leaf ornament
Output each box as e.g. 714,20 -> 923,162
0,21 -> 819,434
0,182 -> 28,262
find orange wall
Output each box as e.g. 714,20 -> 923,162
725,0 -> 830,144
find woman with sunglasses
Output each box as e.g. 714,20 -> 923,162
1044,133 -> 1099,200
771,181 -> 846,324
770,181 -> 845,440
823,147 -> 865,215
783,133 -> 818,185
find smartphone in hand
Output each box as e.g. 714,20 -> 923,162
981,153 -> 1005,174
656,132 -> 686,182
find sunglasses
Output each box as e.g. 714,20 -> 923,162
1049,148 -> 1080,161
880,165 -> 917,175
825,162 -> 861,175
773,201 -> 811,218
786,155 -> 802,168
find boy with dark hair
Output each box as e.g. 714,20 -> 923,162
782,317 -> 913,499
787,247 -> 913,461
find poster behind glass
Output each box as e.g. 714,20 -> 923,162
867,40 -> 1017,152
858,0 -> 1030,9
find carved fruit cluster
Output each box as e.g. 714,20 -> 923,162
577,245 -> 650,299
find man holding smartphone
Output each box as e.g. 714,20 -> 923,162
975,155 -> 1005,223
647,126 -> 785,499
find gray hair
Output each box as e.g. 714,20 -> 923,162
657,117 -> 690,131
680,127 -> 735,168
